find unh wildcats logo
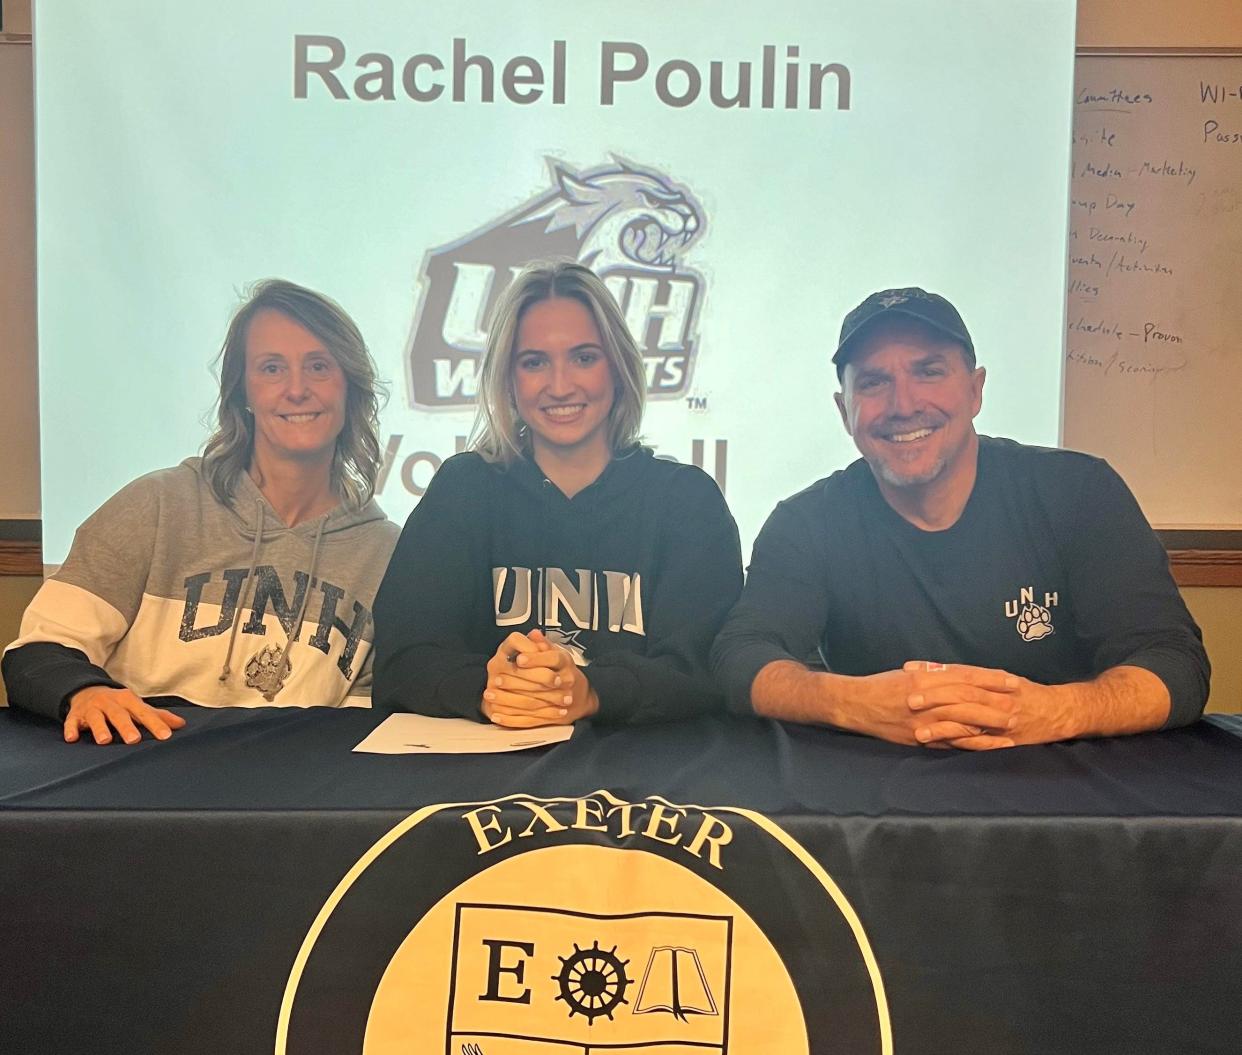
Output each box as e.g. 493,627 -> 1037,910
406,157 -> 706,407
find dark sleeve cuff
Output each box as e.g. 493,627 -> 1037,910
587,665 -> 642,724
588,661 -> 729,725
2,643 -> 122,723
376,652 -> 489,721
425,666 -> 489,721
712,642 -> 797,717
1125,648 -> 1210,729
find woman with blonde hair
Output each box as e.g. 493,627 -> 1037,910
3,279 -> 399,744
373,259 -> 741,726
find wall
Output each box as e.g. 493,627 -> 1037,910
1184,588 -> 1241,716
0,38 -> 37,520
1077,0 -> 1241,50
1,2 -> 1239,712
0,577 -> 38,705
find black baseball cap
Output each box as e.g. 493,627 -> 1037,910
833,287 -> 974,377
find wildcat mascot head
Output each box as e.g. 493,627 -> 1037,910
517,156 -> 704,274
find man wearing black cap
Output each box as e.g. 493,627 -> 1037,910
711,287 -> 1209,749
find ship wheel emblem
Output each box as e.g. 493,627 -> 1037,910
552,941 -> 631,1024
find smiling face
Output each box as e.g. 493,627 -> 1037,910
511,296 -> 616,467
244,308 -> 348,470
834,317 -> 985,499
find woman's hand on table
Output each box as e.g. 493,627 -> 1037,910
63,686 -> 187,745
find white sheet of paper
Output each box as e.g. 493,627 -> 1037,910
353,714 -> 573,755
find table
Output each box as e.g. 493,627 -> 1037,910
2,705 -> 1240,1055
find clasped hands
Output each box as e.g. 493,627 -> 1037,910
482,630 -> 599,728
861,661 -> 1072,751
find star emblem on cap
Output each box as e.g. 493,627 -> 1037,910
876,292 -> 910,308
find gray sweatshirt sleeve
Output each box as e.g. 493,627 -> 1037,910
2,476 -> 158,720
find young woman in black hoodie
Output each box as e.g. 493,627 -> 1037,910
373,259 -> 742,727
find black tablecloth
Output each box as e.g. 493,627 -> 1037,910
2,706 -> 1240,1055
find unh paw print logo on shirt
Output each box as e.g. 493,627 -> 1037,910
1005,587 -> 1059,642
1016,603 -> 1055,641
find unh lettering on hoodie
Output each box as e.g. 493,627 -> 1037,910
492,567 -> 645,635
180,567 -> 370,678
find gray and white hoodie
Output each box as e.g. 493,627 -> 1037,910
3,458 -> 399,720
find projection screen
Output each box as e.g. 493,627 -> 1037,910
35,0 -> 1078,565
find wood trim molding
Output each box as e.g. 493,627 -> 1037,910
2,539 -> 1241,585
0,539 -> 41,577
1168,550 -> 1242,588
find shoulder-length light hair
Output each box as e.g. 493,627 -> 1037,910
470,259 -> 646,465
202,279 -> 385,509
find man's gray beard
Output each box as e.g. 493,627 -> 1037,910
873,455 -> 946,489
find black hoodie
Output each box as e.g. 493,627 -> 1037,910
372,447 -> 742,723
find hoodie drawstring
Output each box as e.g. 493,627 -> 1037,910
265,514 -> 326,698
218,500 -> 265,684
217,502 -> 329,701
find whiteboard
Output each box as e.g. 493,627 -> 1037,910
1062,52 -> 1242,529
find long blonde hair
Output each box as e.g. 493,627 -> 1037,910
202,279 -> 384,508
470,259 -> 645,464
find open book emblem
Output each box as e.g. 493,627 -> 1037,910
634,946 -> 719,1021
